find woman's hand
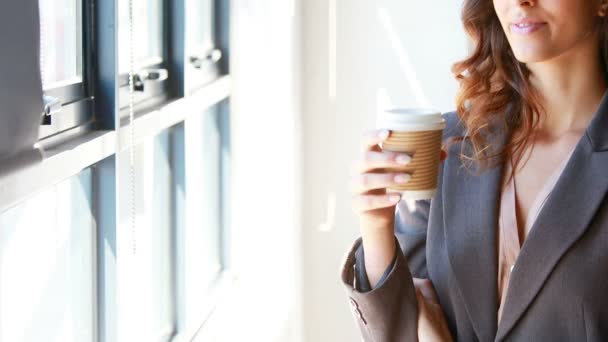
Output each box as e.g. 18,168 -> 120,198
350,129 -> 447,288
414,278 -> 453,342
350,129 -> 415,287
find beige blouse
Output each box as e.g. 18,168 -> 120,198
497,144 -> 578,323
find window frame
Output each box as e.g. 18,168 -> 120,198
38,0 -> 96,141
117,0 -> 172,116
184,0 -> 223,93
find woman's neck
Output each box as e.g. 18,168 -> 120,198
527,31 -> 607,138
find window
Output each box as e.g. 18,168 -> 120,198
188,0 -> 214,55
39,0 -> 82,90
186,0 -> 222,91
171,101 -> 231,339
0,169 -> 96,342
0,0 -> 231,341
39,0 -> 94,140
118,0 -> 169,113
116,134 -> 175,341
118,0 -> 163,73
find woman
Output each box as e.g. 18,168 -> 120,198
343,0 -> 608,341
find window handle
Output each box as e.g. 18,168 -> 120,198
132,73 -> 145,92
189,49 -> 222,69
41,95 -> 62,125
141,68 -> 169,82
131,68 -> 168,92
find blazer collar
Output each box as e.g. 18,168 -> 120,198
443,90 -> 608,342
442,128 -> 503,342
586,87 -> 608,152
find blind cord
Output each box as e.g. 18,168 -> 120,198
127,0 -> 137,255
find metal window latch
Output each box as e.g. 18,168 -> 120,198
189,49 -> 222,69
131,68 -> 169,92
141,68 -> 169,82
41,95 -> 62,125
132,73 -> 145,91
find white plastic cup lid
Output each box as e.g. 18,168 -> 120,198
377,108 -> 446,132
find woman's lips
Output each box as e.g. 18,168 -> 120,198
510,22 -> 546,35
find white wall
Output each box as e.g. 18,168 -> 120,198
300,1 -> 468,341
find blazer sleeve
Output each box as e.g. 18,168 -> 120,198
340,199 -> 431,342
340,111 -> 461,341
353,239 -> 397,292
354,198 -> 431,293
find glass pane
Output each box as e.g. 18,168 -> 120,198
0,169 -> 95,342
39,0 -> 83,90
116,132 -> 175,341
119,0 -> 164,74
188,0 -> 215,55
184,108 -> 222,326
170,107 -> 223,334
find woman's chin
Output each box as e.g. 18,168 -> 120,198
511,49 -> 553,64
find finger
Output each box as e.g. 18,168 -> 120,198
350,172 -> 411,194
351,193 -> 401,213
415,288 -> 430,316
352,151 -> 412,174
416,289 -> 432,339
416,285 -> 453,341
362,129 -> 391,151
413,278 -> 439,305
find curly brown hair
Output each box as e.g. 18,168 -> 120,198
449,0 -> 608,182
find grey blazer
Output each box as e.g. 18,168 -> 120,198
341,95 -> 608,341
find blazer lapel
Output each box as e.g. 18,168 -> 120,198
495,92 -> 608,341
443,126 -> 506,342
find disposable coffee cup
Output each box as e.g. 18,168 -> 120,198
377,108 -> 446,201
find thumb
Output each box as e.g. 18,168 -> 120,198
415,288 -> 429,315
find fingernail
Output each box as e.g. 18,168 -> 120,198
389,194 -> 401,202
379,130 -> 390,139
394,174 -> 411,184
396,155 -> 411,165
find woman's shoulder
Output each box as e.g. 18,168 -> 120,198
441,110 -> 466,140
